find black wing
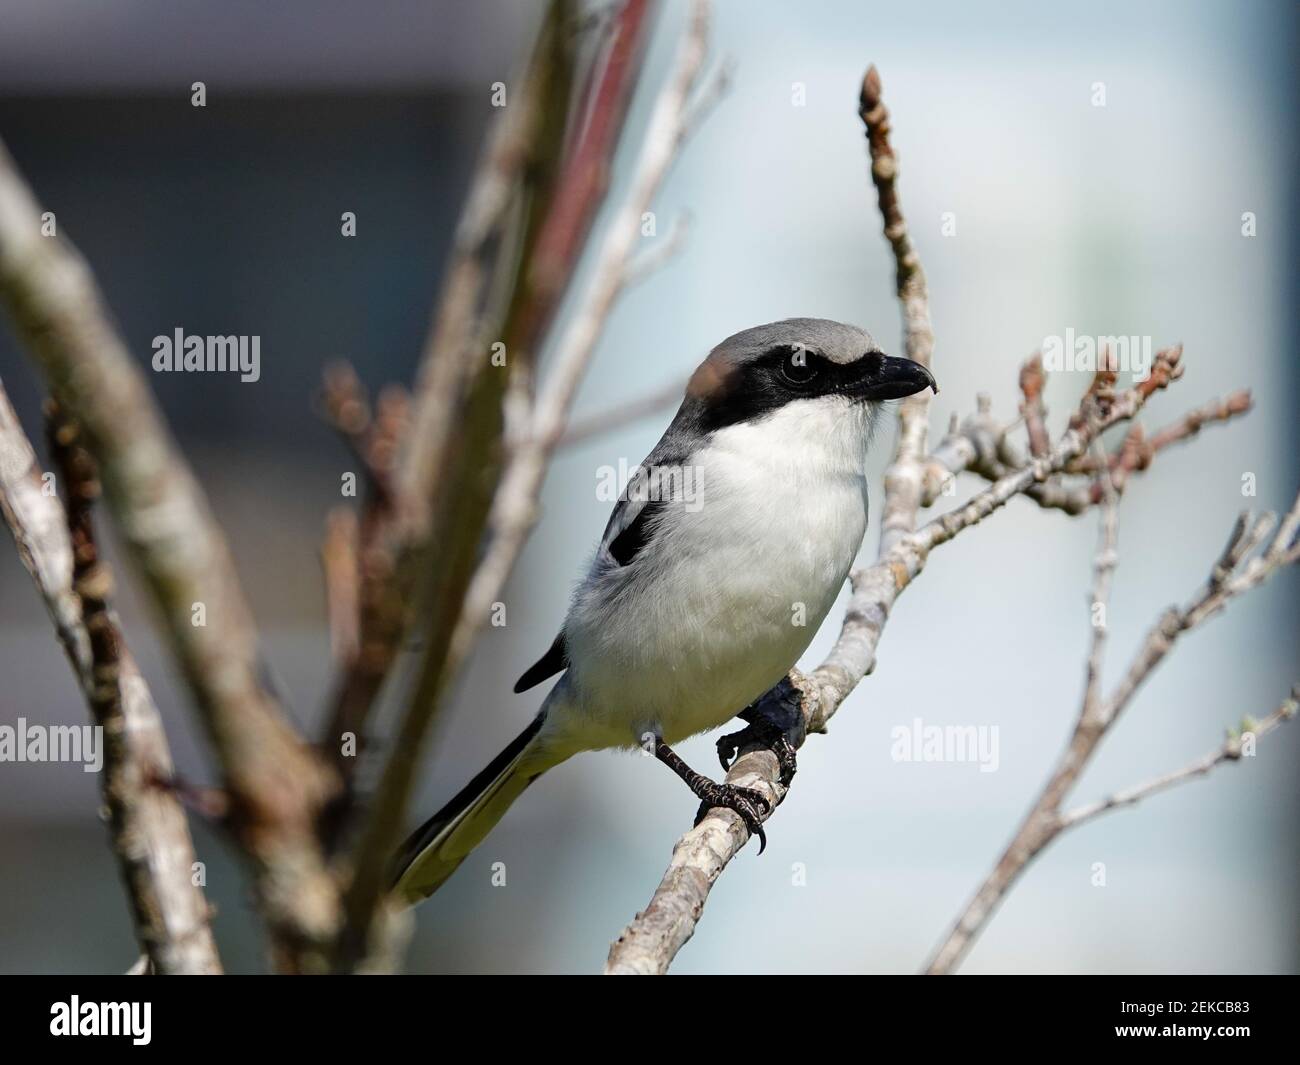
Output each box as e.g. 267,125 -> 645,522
512,495 -> 666,693
605,496 -> 666,565
514,631 -> 569,693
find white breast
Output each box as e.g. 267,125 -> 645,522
554,397 -> 874,752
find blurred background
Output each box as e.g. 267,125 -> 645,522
0,0 -> 1295,974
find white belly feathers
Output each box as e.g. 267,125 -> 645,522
558,397 -> 872,749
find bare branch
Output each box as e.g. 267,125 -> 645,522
359,0 -> 714,869
924,491 -> 1300,975
524,0 -> 659,333
317,363 -> 408,509
1102,500 -> 1298,729
329,1 -> 584,966
0,383 -> 221,974
1058,683 -> 1299,830
861,64 -> 936,556
934,375 -> 1251,517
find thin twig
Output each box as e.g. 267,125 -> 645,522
861,64 -> 935,557
1057,683 -> 1299,830
924,373 -> 1251,516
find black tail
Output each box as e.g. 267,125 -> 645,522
389,714 -> 546,900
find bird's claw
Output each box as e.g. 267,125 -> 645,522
716,720 -> 798,788
715,732 -> 741,773
693,782 -> 771,853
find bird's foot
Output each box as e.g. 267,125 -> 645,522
716,716 -> 798,787
654,739 -> 772,852
692,781 -> 771,853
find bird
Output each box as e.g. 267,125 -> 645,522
391,317 -> 936,904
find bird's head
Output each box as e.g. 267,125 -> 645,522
684,317 -> 936,434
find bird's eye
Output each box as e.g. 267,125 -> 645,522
780,345 -> 818,385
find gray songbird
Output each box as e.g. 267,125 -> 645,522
393,317 -> 936,903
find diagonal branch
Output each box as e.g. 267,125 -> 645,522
0,382 -> 221,974
1057,683 -> 1299,831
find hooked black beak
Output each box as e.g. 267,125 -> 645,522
858,354 -> 938,400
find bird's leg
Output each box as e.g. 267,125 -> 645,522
654,740 -> 770,852
716,705 -> 799,787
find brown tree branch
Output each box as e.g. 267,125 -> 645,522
328,0 -> 583,966
317,0 -> 581,807
0,383 -> 221,974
